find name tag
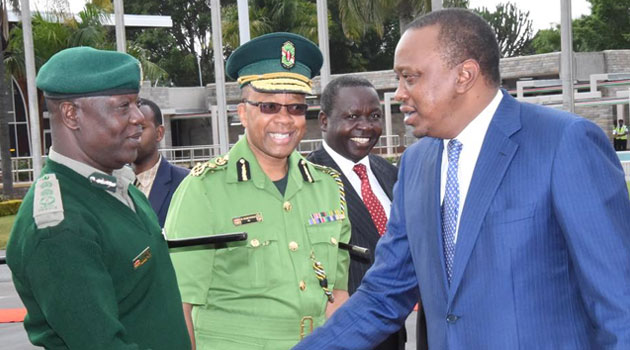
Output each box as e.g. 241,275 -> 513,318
132,246 -> 152,270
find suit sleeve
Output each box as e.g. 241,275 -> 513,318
551,118 -> 630,348
25,227 -> 141,350
295,151 -> 419,350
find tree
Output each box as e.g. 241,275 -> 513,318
530,26 -> 561,54
473,2 -> 533,57
336,0 -> 468,40
572,0 -> 630,51
125,0 -> 215,86
222,0 -> 318,51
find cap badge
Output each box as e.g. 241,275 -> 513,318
281,41 -> 296,69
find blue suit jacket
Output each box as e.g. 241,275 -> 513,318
149,157 -> 189,227
295,91 -> 630,349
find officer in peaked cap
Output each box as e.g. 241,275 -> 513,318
6,47 -> 191,349
166,32 -> 351,349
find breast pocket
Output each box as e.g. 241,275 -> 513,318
306,222 -> 341,285
484,203 -> 536,250
214,238 -> 280,288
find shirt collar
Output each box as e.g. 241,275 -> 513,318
48,147 -> 134,192
135,155 -> 162,187
444,90 -> 503,148
322,141 -> 371,176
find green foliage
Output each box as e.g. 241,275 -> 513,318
530,0 -> 630,54
4,4 -> 167,83
0,199 -> 21,217
125,0 -> 214,86
530,26 -> 561,54
222,0 -> 319,49
473,2 -> 534,57
572,0 -> 630,51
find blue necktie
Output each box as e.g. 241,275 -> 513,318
442,139 -> 463,284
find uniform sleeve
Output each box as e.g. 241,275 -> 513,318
25,227 -> 140,350
334,215 -> 351,291
165,176 -> 215,305
551,119 -> 630,347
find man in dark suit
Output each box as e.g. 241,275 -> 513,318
296,9 -> 630,350
133,98 -> 189,227
308,76 -> 415,350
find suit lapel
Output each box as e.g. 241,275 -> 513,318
149,158 -> 172,214
370,155 -> 394,200
316,149 -> 382,244
448,92 -> 521,299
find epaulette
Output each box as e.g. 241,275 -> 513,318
308,161 -> 346,215
190,154 -> 230,177
309,161 -> 341,177
33,174 -> 65,229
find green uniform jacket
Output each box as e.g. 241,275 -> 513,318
166,138 -> 350,350
6,160 -> 191,350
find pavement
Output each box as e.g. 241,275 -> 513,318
0,250 -> 37,349
0,249 -> 418,349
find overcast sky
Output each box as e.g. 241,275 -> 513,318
34,0 -> 592,33
468,0 -> 592,31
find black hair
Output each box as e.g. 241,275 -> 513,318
139,98 -> 163,126
407,8 -> 501,87
320,76 -> 376,116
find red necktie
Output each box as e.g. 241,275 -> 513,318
353,164 -> 388,236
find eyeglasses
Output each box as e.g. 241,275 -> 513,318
243,100 -> 308,116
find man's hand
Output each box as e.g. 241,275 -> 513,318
325,290 -> 349,319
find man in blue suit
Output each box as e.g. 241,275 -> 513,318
133,98 -> 189,227
295,9 -> 630,350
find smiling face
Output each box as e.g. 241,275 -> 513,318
321,86 -> 383,163
73,94 -> 145,172
393,25 -> 463,139
238,88 -> 307,167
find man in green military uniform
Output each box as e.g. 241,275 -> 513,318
6,47 -> 191,350
166,32 -> 351,349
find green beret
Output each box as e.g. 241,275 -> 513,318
225,32 -> 323,94
36,47 -> 141,99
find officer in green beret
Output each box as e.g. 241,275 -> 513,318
6,47 -> 191,350
166,32 -> 351,349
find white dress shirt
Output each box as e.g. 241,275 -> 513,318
323,141 -> 392,219
440,90 -> 503,242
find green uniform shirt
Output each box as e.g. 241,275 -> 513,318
166,138 -> 350,349
6,159 -> 191,350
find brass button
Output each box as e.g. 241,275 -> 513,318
330,237 -> 338,245
283,201 -> 292,211
299,280 -> 306,291
289,241 -> 299,251
250,239 -> 260,248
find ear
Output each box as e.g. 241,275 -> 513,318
318,111 -> 328,132
237,102 -> 248,129
59,101 -> 80,130
455,59 -> 480,93
156,125 -> 165,143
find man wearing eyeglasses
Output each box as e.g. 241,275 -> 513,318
165,32 -> 351,350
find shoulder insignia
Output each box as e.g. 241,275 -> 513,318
33,174 -> 65,229
190,154 -> 229,177
298,159 -> 314,183
310,162 -> 340,176
236,158 -> 251,182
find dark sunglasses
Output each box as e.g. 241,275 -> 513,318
243,100 -> 308,116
